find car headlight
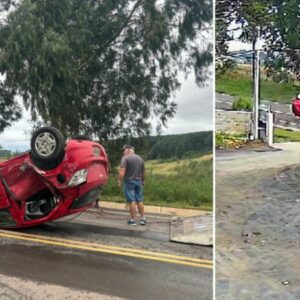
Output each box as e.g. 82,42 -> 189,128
68,169 -> 88,186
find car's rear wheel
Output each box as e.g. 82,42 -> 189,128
30,127 -> 65,170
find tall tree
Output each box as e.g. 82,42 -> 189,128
215,0 -> 237,76
216,0 -> 299,82
0,0 -> 213,139
0,0 -> 22,132
265,0 -> 300,81
0,84 -> 22,132
0,0 -> 16,12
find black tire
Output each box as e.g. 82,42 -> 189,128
30,127 -> 65,170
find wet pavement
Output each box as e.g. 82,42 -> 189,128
0,208 -> 212,299
45,208 -> 213,259
0,239 -> 211,300
216,93 -> 300,130
216,144 -> 300,299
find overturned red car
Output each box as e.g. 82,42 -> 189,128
0,127 -> 109,228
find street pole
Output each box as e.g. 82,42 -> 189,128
267,110 -> 274,146
253,50 -> 260,139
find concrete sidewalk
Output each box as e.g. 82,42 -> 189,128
217,142 -> 300,174
89,201 -> 213,246
97,200 -> 209,217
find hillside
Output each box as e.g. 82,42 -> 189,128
103,131 -> 213,168
102,154 -> 213,210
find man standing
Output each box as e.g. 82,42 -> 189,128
118,145 -> 146,226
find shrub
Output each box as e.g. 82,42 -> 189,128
101,157 -> 212,210
232,97 -> 253,111
215,132 -> 246,149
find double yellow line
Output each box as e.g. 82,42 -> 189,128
0,229 -> 212,269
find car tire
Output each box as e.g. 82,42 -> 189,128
30,127 -> 65,170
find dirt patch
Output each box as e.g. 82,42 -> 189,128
239,140 -> 273,151
217,140 -> 273,151
216,154 -> 300,299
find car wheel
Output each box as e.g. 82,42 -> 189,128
30,127 -> 65,170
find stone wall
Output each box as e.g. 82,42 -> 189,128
215,110 -> 252,134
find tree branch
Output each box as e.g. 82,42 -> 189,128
79,0 -> 144,71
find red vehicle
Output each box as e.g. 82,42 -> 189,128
0,127 -> 109,228
292,94 -> 300,117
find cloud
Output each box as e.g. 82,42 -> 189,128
161,75 -> 213,135
228,40 -> 265,52
0,108 -> 31,151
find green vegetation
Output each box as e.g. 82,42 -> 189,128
103,131 -> 213,168
102,155 -> 213,210
274,128 -> 300,143
0,0 -> 212,136
216,0 -> 300,80
217,71 -> 298,103
216,128 -> 300,145
216,132 -> 246,149
232,97 -> 253,111
146,132 -> 212,160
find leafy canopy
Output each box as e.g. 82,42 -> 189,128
216,0 -> 300,79
0,0 -> 213,137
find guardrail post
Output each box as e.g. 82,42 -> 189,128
266,111 -> 274,146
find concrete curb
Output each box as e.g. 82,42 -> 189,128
97,200 -> 210,217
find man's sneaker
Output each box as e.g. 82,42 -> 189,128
127,219 -> 137,226
140,218 -> 146,226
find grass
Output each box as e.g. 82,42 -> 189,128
102,155 -> 213,211
216,129 -> 300,145
216,132 -> 247,149
274,128 -> 300,143
146,154 -> 212,175
232,97 -> 252,111
217,68 -> 299,104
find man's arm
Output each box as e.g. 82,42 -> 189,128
118,167 -> 126,188
142,162 -> 145,185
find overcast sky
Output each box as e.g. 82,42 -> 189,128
228,40 -> 265,52
0,75 -> 213,151
227,22 -> 265,52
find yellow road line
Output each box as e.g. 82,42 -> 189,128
0,230 -> 212,265
0,231 -> 212,269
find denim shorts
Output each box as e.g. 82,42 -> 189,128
123,179 -> 143,202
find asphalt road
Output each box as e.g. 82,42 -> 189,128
216,93 -> 300,130
0,211 -> 212,300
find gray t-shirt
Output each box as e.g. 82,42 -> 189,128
121,154 -> 145,181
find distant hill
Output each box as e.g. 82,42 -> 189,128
0,149 -> 11,157
102,131 -> 213,167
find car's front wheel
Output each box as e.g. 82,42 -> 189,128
30,127 -> 65,170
